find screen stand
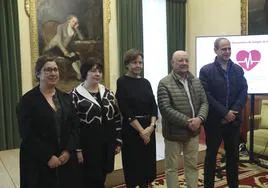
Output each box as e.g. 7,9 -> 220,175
240,94 -> 268,168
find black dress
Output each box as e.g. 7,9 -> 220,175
16,86 -> 80,188
116,75 -> 158,186
72,83 -> 122,188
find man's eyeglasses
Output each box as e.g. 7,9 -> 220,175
43,67 -> 59,73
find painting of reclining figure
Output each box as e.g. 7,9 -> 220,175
37,0 -> 104,91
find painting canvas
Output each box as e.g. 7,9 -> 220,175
27,0 -> 110,92
248,0 -> 268,34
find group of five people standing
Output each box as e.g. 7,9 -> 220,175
17,37 -> 247,188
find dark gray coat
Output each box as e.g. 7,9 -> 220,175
157,71 -> 208,141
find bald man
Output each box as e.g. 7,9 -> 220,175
157,50 -> 208,188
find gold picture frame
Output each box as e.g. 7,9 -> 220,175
241,0 -> 248,35
25,0 -> 111,90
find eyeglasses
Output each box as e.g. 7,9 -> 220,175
43,67 -> 59,73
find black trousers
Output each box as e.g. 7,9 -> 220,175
82,172 -> 106,188
203,123 -> 240,188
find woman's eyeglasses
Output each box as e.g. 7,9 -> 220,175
43,67 -> 59,73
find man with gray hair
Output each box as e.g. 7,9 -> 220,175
199,37 -> 248,188
157,50 -> 208,188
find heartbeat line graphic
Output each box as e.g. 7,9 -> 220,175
236,50 -> 261,71
245,52 -> 252,70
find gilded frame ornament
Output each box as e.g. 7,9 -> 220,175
25,0 -> 111,88
241,0 -> 248,35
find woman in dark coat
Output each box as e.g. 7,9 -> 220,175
71,58 -> 122,188
16,55 -> 80,188
115,49 -> 158,188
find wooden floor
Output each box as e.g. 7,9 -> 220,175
0,132 -> 206,188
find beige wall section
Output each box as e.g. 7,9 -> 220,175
18,0 -> 33,94
186,0 -> 241,75
109,0 -> 120,92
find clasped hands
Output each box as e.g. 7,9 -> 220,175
221,110 -> 238,124
47,150 -> 70,169
187,117 -> 202,132
139,123 -> 155,145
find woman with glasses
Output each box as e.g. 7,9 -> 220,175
116,49 -> 158,188
71,57 -> 122,188
16,55 -> 81,188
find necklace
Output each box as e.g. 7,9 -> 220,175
83,83 -> 98,93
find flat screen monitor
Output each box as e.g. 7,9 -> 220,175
196,35 -> 268,94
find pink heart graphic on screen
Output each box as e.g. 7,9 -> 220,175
236,50 -> 261,71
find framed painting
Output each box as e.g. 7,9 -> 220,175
241,0 -> 268,35
25,0 -> 111,92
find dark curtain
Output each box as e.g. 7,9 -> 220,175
166,0 -> 186,72
117,0 -> 143,75
0,0 -> 21,150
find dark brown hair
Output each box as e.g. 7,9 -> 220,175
35,55 -> 58,81
123,49 -> 143,69
80,57 -> 103,81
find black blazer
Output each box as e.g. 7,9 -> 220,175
17,86 -> 79,188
